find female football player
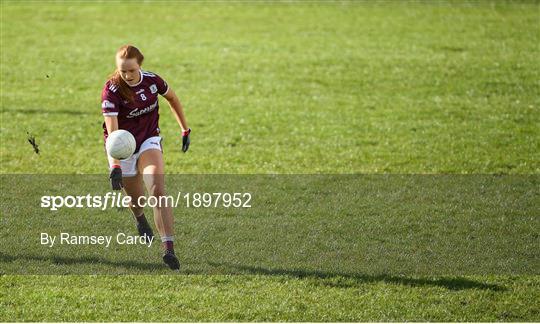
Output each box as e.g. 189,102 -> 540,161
101,45 -> 190,270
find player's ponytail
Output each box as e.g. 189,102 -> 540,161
108,45 -> 145,103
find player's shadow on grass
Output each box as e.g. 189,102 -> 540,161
0,252 -> 161,272
0,252 -> 508,291
210,262 -> 505,291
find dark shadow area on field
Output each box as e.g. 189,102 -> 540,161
2,108 -> 93,116
210,262 -> 505,291
0,252 -> 508,290
0,252 -> 161,271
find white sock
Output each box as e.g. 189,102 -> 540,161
161,235 -> 174,243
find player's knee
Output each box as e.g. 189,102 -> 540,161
148,184 -> 166,200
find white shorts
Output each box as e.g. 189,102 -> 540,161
120,136 -> 162,177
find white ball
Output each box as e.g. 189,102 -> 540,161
106,130 -> 136,160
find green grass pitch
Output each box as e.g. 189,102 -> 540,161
1,1 -> 539,322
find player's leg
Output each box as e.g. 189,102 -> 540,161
122,173 -> 154,240
138,149 -> 174,238
137,147 -> 179,270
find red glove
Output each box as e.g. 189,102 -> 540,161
109,164 -> 123,190
182,128 -> 191,153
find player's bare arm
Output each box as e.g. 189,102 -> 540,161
164,88 -> 191,152
104,115 -> 123,190
164,88 -> 189,131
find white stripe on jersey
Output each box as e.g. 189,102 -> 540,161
108,84 -> 118,92
141,70 -> 155,77
103,112 -> 119,116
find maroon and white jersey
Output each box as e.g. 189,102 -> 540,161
101,70 -> 169,153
